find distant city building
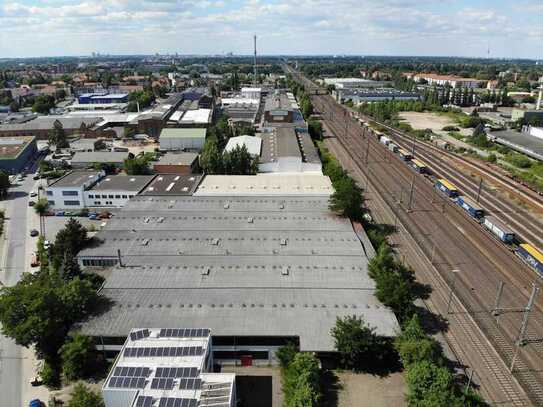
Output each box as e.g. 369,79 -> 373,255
404,73 -> 483,89
0,136 -> 37,174
0,117 -> 103,139
101,327 -> 236,407
241,87 -> 262,100
322,78 -> 387,89
336,88 -> 419,104
78,92 -> 129,105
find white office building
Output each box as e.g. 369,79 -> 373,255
45,170 -> 105,210
102,328 -> 236,407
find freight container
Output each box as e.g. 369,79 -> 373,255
380,136 -> 391,146
456,195 -> 484,219
398,149 -> 413,161
483,216 -> 515,243
411,159 -> 428,174
435,178 -> 459,198
516,244 -> 543,277
388,143 -> 399,153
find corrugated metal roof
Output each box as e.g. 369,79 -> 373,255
160,128 -> 207,139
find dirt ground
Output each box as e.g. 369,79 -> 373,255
399,112 -> 471,138
335,371 -> 406,407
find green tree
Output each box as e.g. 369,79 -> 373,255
200,139 -> 223,174
33,198 -> 49,236
67,383 -> 105,407
329,176 -> 363,220
283,353 -> 321,407
61,335 -> 102,381
276,342 -> 299,369
49,120 -> 69,150
0,273 -> 99,370
223,144 -> 258,175
406,361 -> 458,406
123,156 -> 151,175
0,169 -> 10,198
395,314 -> 442,368
331,315 -> 383,370
308,118 -> 323,140
32,94 -> 55,114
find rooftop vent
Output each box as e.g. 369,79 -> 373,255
201,267 -> 210,276
141,238 -> 150,246
281,266 -> 290,276
247,217 -> 254,223
143,217 -> 150,223
280,238 -> 287,246
211,238 -> 220,246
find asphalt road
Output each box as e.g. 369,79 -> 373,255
0,175 -> 35,407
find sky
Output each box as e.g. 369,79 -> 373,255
1,0 -> 542,59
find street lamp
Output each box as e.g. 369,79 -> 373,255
446,269 -> 460,314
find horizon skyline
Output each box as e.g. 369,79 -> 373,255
1,1 -> 542,59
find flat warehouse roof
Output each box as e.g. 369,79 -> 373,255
48,170 -> 103,188
78,195 -> 398,351
80,288 -> 397,351
160,128 -> 207,139
90,175 -> 155,192
195,174 -> 333,196
140,174 -> 202,195
71,151 -> 129,164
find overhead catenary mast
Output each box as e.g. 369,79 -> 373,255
253,34 -> 258,86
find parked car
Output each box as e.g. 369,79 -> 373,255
29,229 -> 39,237
30,191 -> 38,197
32,174 -> 40,180
29,399 -> 43,407
55,211 -> 65,216
30,253 -> 40,268
88,213 -> 98,220
28,201 -> 35,207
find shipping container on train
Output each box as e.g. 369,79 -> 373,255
483,216 -> 516,244
380,136 -> 391,146
435,178 -> 459,198
388,142 -> 399,153
456,195 -> 485,219
398,149 -> 413,161
410,159 -> 428,174
516,244 -> 543,277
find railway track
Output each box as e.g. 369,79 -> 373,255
307,90 -> 543,406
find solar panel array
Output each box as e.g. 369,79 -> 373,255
130,329 -> 151,341
159,328 -> 210,338
156,367 -> 199,378
113,366 -> 151,377
124,346 -> 203,358
108,376 -> 146,389
151,377 -> 175,390
179,378 -> 202,390
136,396 -> 153,407
158,398 -> 198,407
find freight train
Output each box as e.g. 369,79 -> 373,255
364,124 -> 543,278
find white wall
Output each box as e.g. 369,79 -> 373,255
160,137 -> 205,152
85,190 -> 137,208
45,186 -> 86,210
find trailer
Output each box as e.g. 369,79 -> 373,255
388,143 -> 399,153
516,244 -> 543,277
456,195 -> 484,219
411,159 -> 428,174
435,178 -> 459,198
398,149 -> 413,161
380,136 -> 391,146
483,216 -> 515,244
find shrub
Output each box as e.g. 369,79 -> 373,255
283,353 -> 321,407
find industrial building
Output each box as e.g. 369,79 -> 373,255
86,175 -> 155,208
0,136 -> 37,174
490,128 -> 543,161
224,136 -> 262,157
101,327 -> 235,407
139,174 -> 202,196
77,195 -> 398,363
259,127 -> 321,173
322,78 -> 388,89
336,88 -> 419,104
78,92 -> 129,105
152,153 -> 200,174
0,117 -> 103,139
159,128 -> 207,152
45,170 -> 105,209
70,151 -> 130,169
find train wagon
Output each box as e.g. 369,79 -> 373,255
411,159 -> 428,174
398,149 -> 413,161
380,135 -> 391,146
516,244 -> 543,277
435,178 -> 459,198
483,216 -> 515,244
456,195 -> 484,219
388,143 -> 399,153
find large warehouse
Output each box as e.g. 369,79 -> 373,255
77,193 -> 398,364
